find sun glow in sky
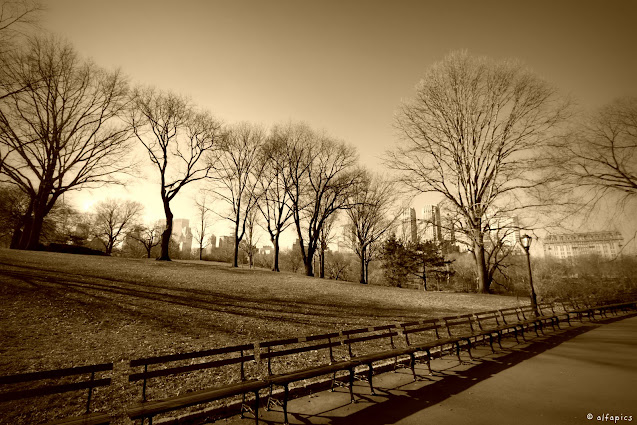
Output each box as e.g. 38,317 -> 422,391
41,0 -> 637,251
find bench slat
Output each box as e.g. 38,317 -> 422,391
127,379 -> 267,419
129,355 -> 255,382
130,344 -> 254,367
1,378 -> 111,402
261,341 -> 340,360
0,364 -> 113,385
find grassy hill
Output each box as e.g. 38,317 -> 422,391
0,248 -> 525,373
0,248 -> 526,424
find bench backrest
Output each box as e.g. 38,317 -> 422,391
259,332 -> 341,376
400,318 -> 441,347
499,307 -> 522,325
341,324 -> 400,359
0,362 -> 112,414
473,310 -> 501,331
441,314 -> 475,337
128,343 -> 257,402
537,303 -> 556,316
518,305 -> 537,320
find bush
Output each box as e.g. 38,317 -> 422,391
40,243 -> 107,256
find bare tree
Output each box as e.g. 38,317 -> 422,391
317,212 -> 338,278
0,36 -> 134,250
130,87 -> 222,261
193,190 -> 212,260
284,127 -> 362,277
240,206 -> 260,268
388,50 -> 569,293
0,0 -> 41,48
208,122 -> 265,268
0,0 -> 42,103
129,222 -> 162,258
257,127 -> 296,272
346,172 -> 399,284
92,198 -> 143,255
558,97 -> 637,205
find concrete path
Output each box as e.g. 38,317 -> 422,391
219,314 -> 637,425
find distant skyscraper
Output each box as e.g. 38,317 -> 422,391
399,208 -> 418,243
421,205 -> 442,243
157,218 -> 193,255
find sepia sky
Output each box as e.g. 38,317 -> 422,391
42,0 -> 637,250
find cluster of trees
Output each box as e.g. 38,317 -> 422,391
2,3 -> 636,295
388,51 -> 637,294
380,235 -> 451,290
0,8 -> 398,281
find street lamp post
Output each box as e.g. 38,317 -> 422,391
520,234 -> 538,316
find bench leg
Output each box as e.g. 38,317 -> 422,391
426,349 -> 433,375
283,384 -> 289,425
367,364 -> 376,395
465,339 -> 474,361
409,353 -> 417,381
497,331 -> 503,349
254,390 -> 260,425
488,334 -> 495,353
348,369 -> 355,403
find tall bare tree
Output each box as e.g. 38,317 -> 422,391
209,122 -> 265,267
285,127 -> 362,277
346,172 -> 399,284
558,97 -> 637,205
130,87 -> 222,261
92,198 -> 143,255
129,221 -> 162,258
193,190 -> 212,260
0,0 -> 41,48
257,124 -> 298,272
240,206 -> 260,268
388,50 -> 569,293
0,36 -> 134,250
0,0 -> 42,103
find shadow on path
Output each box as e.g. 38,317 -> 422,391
289,324 -> 597,425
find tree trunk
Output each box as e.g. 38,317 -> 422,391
359,245 -> 367,284
304,246 -> 315,276
319,247 -> 325,278
23,205 -> 46,250
474,240 -> 490,293
158,201 -> 173,261
272,235 -> 280,272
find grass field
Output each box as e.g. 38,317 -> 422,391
0,248 -> 526,424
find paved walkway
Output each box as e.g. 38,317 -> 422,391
217,314 -> 637,425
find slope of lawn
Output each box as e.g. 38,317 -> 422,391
0,248 -> 526,424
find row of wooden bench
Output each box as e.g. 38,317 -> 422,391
2,298 -> 635,425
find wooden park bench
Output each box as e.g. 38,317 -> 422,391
439,313 -> 502,361
340,324 -> 404,396
518,304 -> 559,334
397,318 -> 444,379
0,362 -> 113,425
259,332 -> 358,425
498,307 -> 536,341
126,343 -> 268,425
559,298 -> 598,323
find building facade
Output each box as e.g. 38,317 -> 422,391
543,231 -> 623,259
399,208 -> 418,243
421,205 -> 443,243
158,218 -> 193,255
